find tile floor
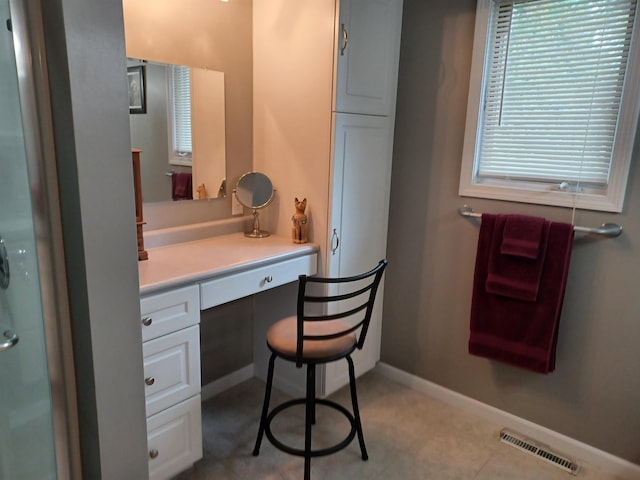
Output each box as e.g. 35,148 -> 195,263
175,372 -> 631,480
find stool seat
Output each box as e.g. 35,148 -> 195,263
267,316 -> 357,360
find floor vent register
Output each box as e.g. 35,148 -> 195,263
499,428 -> 579,475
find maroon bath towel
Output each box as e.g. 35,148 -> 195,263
171,172 -> 193,201
485,215 -> 550,302
501,214 -> 546,259
469,213 -> 574,374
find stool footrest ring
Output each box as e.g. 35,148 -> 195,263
264,398 -> 357,458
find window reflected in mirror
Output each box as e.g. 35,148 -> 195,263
168,65 -> 192,166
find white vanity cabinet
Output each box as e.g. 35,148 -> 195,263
324,0 -> 403,394
335,0 -> 404,116
324,112 -> 395,394
137,234 -> 320,477
140,285 -> 202,480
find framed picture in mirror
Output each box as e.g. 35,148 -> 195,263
127,65 -> 146,114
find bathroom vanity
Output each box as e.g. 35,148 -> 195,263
138,233 -> 318,480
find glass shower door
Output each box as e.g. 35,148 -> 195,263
0,0 -> 58,478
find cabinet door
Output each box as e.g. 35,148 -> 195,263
143,325 -> 201,417
335,0 -> 403,116
325,112 -> 393,395
147,395 -> 202,480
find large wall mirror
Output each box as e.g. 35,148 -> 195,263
122,0 -> 253,207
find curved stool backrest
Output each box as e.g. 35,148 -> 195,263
294,259 -> 388,367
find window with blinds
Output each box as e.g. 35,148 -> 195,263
460,0 -> 640,212
168,65 -> 192,164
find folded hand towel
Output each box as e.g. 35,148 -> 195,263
171,172 -> 193,201
469,213 -> 574,374
501,214 -> 546,259
486,215 -> 550,302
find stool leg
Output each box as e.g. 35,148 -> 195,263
310,362 -> 316,425
347,355 -> 368,461
304,363 -> 315,480
253,352 -> 277,456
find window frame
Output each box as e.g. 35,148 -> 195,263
459,0 -> 640,212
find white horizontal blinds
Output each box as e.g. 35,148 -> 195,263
171,65 -> 192,155
478,0 -> 637,186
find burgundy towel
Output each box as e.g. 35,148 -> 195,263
501,214 -> 546,259
469,213 -> 574,374
485,215 -> 550,302
171,172 -> 193,201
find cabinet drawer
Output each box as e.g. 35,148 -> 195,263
200,253 -> 317,310
140,285 -> 200,342
147,395 -> 202,480
143,325 -> 201,417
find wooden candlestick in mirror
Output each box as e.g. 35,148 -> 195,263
132,149 -> 148,260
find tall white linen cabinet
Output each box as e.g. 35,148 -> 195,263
253,0 -> 404,396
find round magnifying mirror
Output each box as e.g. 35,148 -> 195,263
235,172 -> 274,238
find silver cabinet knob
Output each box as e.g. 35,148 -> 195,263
145,377 -> 155,386
142,317 -> 152,327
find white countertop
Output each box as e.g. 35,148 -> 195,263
138,233 -> 319,295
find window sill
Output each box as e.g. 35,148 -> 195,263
458,182 -> 623,213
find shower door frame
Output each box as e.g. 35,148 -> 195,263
8,0 -> 81,477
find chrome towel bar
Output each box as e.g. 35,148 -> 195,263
458,205 -> 623,238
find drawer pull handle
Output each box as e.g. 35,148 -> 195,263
145,377 -> 155,386
142,317 -> 152,327
264,275 -> 273,283
341,23 -> 349,56
331,229 -> 340,255
149,449 -> 159,459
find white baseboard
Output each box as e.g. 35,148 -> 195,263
375,362 -> 640,480
201,364 -> 255,402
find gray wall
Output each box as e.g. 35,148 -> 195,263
42,0 -> 148,477
383,0 -> 640,464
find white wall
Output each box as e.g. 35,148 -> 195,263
253,0 -> 336,270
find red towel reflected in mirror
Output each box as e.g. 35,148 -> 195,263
171,172 -> 193,201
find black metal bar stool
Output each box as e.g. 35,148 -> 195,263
253,260 -> 387,480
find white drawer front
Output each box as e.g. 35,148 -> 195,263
147,395 -> 202,480
143,325 -> 201,417
140,285 -> 200,342
200,253 -> 318,310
